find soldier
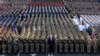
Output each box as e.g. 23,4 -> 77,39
19,43 -> 23,53
75,43 -> 79,53
59,41 -> 63,53
80,36 -> 85,53
2,43 -> 6,53
91,27 -> 96,39
13,44 -> 18,53
35,42 -> 40,53
25,43 -> 29,53
64,41 -> 68,53
40,41 -> 45,53
92,38 -> 98,53
7,44 -> 12,54
0,25 -> 3,34
30,43 -> 34,53
87,37 -> 92,53
0,42 -> 2,53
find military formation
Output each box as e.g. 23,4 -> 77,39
65,1 -> 100,15
0,0 -> 99,54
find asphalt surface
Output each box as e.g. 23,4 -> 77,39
0,53 -> 100,56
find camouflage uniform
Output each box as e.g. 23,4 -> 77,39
2,43 -> 6,53
19,43 -> 23,53
25,43 -> 29,53
92,38 -> 98,53
30,43 -> 34,53
64,41 -> 68,53
13,44 -> 18,53
35,41 -> 40,53
40,41 -> 45,53
86,38 -> 92,53
0,43 -> 2,53
7,44 -> 12,53
58,41 -> 63,53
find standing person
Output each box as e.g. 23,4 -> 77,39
11,24 -> 17,34
91,27 -> 96,39
65,7 -> 71,14
76,13 -> 80,19
16,25 -> 22,35
79,16 -> 84,25
86,26 -> 93,36
76,13 -> 84,25
86,26 -> 96,39
78,24 -> 84,32
72,16 -> 79,26
47,35 -> 55,56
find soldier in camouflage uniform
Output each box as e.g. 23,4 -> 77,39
2,43 -> 6,53
19,42 -> 23,53
30,42 -> 34,53
7,43 -> 12,53
13,44 -> 18,53
25,42 -> 29,53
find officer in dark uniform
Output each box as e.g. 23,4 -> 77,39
47,35 -> 55,56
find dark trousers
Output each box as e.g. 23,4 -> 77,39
48,45 -> 54,54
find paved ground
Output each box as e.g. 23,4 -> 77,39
0,53 -> 100,56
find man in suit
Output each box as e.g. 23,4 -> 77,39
47,35 -> 55,56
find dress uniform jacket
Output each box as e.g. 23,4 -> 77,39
47,37 -> 55,53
